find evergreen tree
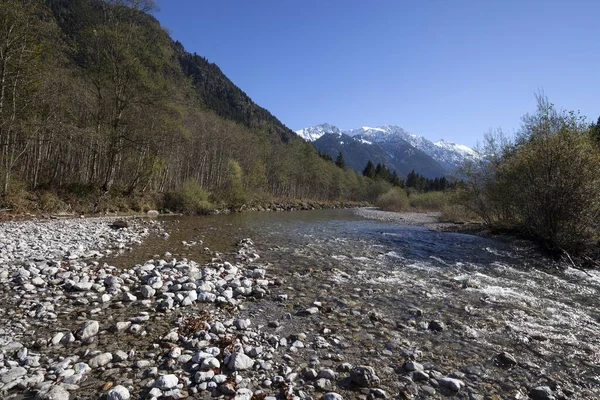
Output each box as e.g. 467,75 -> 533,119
374,163 -> 392,182
362,160 -> 376,178
318,151 -> 333,162
335,151 -> 345,169
390,171 -> 404,187
406,170 -> 418,189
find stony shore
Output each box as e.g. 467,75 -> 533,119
0,216 -> 396,400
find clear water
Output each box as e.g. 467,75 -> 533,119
112,209 -> 600,397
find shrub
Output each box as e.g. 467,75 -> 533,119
38,191 -> 68,212
498,130 -> 600,250
375,188 -> 409,211
408,191 -> 448,211
462,96 -> 600,252
165,180 -> 213,214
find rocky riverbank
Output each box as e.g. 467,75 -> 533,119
0,216 -> 396,400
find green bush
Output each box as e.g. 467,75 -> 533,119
218,159 -> 248,209
375,188 -> 409,211
408,191 -> 448,211
165,180 -> 213,214
498,130 -> 600,250
462,96 -> 600,252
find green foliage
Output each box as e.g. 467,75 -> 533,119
408,191 -> 448,211
362,160 -> 405,187
219,159 -> 248,209
462,96 -> 600,252
375,188 -> 409,212
164,180 -> 213,214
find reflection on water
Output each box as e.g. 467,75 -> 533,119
115,208 -> 547,270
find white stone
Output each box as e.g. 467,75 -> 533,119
107,385 -> 131,400
88,352 -> 113,368
201,357 -> 220,370
227,353 -> 254,371
76,320 -> 99,341
154,374 -> 178,389
440,377 -> 464,391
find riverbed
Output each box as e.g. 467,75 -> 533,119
0,209 -> 598,399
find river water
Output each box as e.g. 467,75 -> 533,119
112,209 -> 600,398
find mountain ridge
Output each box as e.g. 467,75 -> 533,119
296,123 -> 478,176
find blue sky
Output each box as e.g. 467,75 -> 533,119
153,0 -> 600,147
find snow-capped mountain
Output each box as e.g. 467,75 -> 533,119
295,123 -> 343,142
295,124 -> 478,175
344,125 -> 478,171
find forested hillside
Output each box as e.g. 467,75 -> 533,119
0,0 -> 388,212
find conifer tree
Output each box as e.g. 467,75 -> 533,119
362,160 -> 375,178
335,151 -> 345,169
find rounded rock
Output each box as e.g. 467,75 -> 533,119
107,385 -> 131,400
154,374 -> 179,390
350,365 -> 380,388
227,352 -> 254,371
76,320 -> 99,341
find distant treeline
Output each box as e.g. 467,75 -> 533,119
361,161 -> 457,192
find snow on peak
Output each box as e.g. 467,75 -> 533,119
434,139 -> 478,157
361,126 -> 386,133
295,123 -> 342,142
297,122 -> 479,172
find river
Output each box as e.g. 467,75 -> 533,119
109,208 -> 600,398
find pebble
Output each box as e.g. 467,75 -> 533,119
154,374 -> 178,390
89,352 -> 113,368
322,393 -> 344,400
529,386 -> 556,400
439,377 -> 464,391
428,320 -> 446,332
1,367 -> 27,384
403,361 -> 423,372
76,320 -> 99,341
107,385 -> 131,400
496,351 -> 517,367
227,352 -> 254,370
350,366 -> 380,387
